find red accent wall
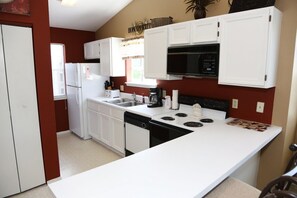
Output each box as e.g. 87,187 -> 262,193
111,77 -> 275,124
50,27 -> 96,133
54,100 -> 69,132
0,0 -> 60,180
50,27 -> 95,62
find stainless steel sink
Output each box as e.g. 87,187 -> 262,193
104,98 -> 143,107
105,98 -> 132,104
116,101 -> 143,107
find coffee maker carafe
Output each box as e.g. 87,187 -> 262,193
147,88 -> 163,108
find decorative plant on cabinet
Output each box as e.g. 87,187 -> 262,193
184,0 -> 220,19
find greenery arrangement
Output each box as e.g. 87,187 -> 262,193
184,0 -> 220,19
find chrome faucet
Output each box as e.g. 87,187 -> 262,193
132,92 -> 137,102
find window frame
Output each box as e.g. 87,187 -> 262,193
125,58 -> 157,88
50,43 -> 67,101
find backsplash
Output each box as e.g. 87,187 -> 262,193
111,77 -> 275,124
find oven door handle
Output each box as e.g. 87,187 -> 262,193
149,120 -> 193,133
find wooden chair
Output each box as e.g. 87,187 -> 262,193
205,144 -> 297,198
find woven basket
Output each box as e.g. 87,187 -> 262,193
150,17 -> 173,27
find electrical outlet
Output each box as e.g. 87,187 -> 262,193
232,99 -> 238,109
120,85 -> 124,92
162,90 -> 166,97
256,102 -> 265,113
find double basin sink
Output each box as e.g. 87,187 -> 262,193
104,98 -> 143,107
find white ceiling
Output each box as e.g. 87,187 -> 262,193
48,0 -> 133,32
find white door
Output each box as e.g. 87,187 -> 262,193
0,25 -> 20,197
67,86 -> 84,138
2,25 -> 45,192
65,63 -> 82,87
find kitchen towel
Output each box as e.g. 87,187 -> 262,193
172,90 -> 179,110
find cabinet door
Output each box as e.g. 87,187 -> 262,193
3,25 -> 45,191
168,22 -> 191,46
191,17 -> 219,44
84,40 -> 100,59
0,26 -> 20,198
144,26 -> 168,79
110,38 -> 125,77
100,38 -> 111,76
218,8 -> 270,88
99,38 -> 125,77
99,114 -> 111,145
84,42 -> 93,59
111,118 -> 125,154
87,109 -> 100,140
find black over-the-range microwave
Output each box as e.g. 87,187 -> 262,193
167,43 -> 220,77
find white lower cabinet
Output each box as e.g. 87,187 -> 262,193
87,109 -> 101,140
87,100 -> 125,155
100,114 -> 112,146
111,118 -> 125,153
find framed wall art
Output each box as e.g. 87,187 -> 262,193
0,0 -> 30,16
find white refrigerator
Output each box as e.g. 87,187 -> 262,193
65,63 -> 109,139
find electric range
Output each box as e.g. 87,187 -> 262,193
151,104 -> 227,131
149,95 -> 229,147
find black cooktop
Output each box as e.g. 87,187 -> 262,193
184,122 -> 203,128
161,116 -> 175,121
178,95 -> 229,118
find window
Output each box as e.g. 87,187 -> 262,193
126,58 -> 156,87
122,37 -> 156,88
50,43 -> 66,100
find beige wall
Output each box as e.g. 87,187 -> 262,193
95,0 -> 229,39
257,0 -> 297,188
96,0 -> 297,189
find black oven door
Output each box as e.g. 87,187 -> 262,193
149,120 -> 193,147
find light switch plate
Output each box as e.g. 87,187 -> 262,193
232,99 -> 238,109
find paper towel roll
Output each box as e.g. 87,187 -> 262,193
172,90 -> 179,110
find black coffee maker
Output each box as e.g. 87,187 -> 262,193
147,88 -> 163,108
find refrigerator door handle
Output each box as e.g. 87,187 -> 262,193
75,89 -> 79,105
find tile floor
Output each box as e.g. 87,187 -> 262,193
10,131 -> 122,198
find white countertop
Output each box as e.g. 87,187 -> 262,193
87,96 -> 172,118
125,104 -> 172,117
49,118 -> 281,198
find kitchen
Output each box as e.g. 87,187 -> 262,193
0,0 -> 297,197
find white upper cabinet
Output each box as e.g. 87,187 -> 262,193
168,17 -> 219,46
100,37 -> 125,77
168,22 -> 191,46
84,40 -> 100,59
191,17 -> 219,44
144,26 -> 181,80
218,7 -> 282,88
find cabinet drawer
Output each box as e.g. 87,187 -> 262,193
110,108 -> 124,120
98,103 -> 110,115
87,100 -> 99,111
